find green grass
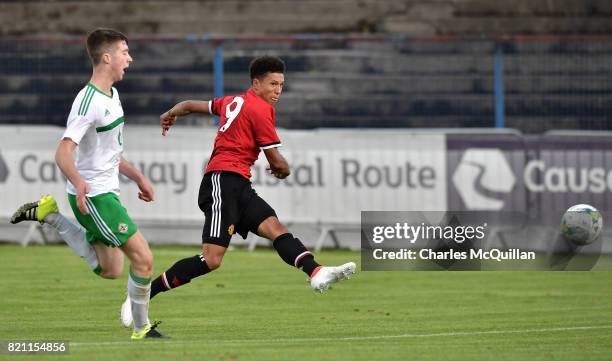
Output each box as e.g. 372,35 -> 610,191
1,244 -> 612,360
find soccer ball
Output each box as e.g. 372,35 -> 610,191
561,204 -> 603,245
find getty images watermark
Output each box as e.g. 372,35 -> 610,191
361,211 -> 608,271
370,221 -> 532,262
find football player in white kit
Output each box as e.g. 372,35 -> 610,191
10,28 -> 167,340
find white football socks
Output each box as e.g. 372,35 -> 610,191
128,271 -> 152,333
44,212 -> 100,271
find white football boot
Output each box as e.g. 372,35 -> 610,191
120,295 -> 133,328
309,262 -> 356,293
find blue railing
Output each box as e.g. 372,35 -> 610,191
494,46 -> 506,128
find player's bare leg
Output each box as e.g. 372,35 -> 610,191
92,242 -> 123,279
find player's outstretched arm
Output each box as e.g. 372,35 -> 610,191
263,148 -> 290,179
119,157 -> 155,202
55,138 -> 90,215
160,100 -> 211,136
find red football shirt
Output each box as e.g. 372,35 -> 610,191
205,88 -> 281,179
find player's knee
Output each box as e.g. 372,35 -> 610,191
205,256 -> 223,271
100,267 -> 123,279
142,252 -> 154,274
132,250 -> 154,275
273,223 -> 289,235
258,216 -> 289,240
98,256 -> 124,279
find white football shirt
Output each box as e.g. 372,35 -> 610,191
62,82 -> 125,196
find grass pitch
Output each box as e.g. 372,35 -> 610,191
1,244 -> 612,360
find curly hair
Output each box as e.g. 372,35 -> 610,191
249,56 -> 285,80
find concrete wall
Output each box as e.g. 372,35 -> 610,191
1,0 -> 612,37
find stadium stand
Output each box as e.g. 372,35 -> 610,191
2,1 -> 612,36
0,36 -> 610,132
0,1 -> 611,132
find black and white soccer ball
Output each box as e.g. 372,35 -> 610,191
561,204 -> 603,245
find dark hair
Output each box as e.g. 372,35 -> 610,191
249,56 -> 285,80
86,28 -> 128,66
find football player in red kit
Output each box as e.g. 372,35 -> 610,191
120,56 -> 356,327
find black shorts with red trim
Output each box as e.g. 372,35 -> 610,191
198,171 -> 277,248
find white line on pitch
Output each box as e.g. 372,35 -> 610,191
70,324 -> 612,348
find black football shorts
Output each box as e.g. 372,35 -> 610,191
198,171 -> 277,247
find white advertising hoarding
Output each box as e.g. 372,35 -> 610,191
0,126 -> 447,227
